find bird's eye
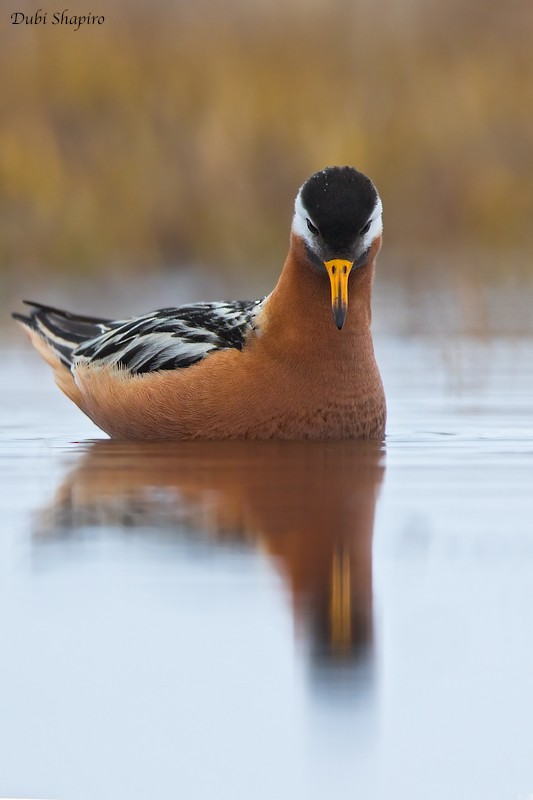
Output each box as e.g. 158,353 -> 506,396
306,218 -> 319,236
360,219 -> 372,235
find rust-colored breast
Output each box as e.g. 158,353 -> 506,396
74,237 -> 386,440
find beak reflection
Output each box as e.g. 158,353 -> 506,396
34,440 -> 384,679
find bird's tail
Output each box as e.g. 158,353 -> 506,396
12,300 -> 111,369
12,301 -> 113,409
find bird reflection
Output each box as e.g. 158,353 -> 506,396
35,439 -> 384,678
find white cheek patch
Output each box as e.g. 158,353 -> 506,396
291,189 -> 316,250
361,196 -> 383,251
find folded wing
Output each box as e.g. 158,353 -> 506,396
14,299 -> 264,375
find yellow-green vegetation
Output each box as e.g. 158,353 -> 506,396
2,0 -> 532,277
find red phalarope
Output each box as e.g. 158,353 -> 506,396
13,166 -> 385,440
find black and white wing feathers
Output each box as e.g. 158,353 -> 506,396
12,301 -> 115,369
14,299 -> 264,375
71,300 -> 264,374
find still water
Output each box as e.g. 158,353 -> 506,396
1,336 -> 532,800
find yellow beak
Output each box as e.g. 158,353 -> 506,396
324,259 -> 354,330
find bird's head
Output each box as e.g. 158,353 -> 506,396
292,166 -> 383,330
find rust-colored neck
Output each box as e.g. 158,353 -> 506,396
263,233 -> 381,359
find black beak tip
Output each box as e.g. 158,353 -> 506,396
333,306 -> 347,331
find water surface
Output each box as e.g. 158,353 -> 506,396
1,336 -> 532,800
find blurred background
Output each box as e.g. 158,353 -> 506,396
3,5 -> 533,799
2,0 -> 533,333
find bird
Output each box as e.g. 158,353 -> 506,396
13,166 -> 386,440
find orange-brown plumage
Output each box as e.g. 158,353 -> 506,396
13,166 -> 386,440
37,439 -> 384,661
